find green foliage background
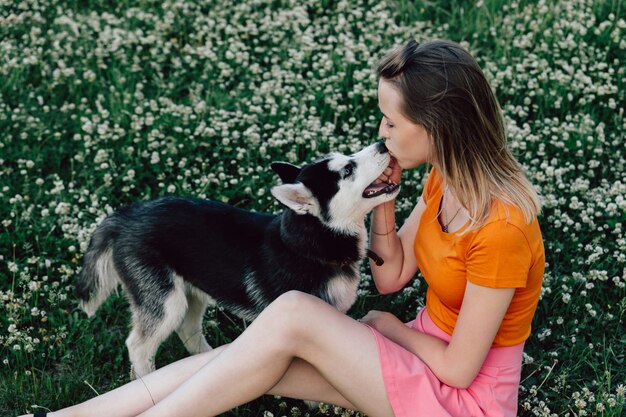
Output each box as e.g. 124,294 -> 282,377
1,0 -> 624,415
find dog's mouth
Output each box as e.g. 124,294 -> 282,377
362,155 -> 400,198
362,180 -> 400,198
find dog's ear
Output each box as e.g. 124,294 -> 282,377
271,184 -> 319,216
270,162 -> 301,184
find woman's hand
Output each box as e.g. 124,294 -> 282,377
373,156 -> 402,185
359,310 -> 403,335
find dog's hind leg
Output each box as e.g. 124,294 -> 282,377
125,273 -> 188,379
176,283 -> 213,354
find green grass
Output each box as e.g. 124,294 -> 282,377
1,0 -> 625,415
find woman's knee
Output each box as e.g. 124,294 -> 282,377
271,290 -> 319,313
264,291 -> 320,335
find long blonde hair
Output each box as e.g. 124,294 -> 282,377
377,39 -> 540,231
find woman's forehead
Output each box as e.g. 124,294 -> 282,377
378,79 -> 403,117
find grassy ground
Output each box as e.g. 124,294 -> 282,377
1,0 -> 625,415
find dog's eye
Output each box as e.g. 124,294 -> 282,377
342,164 -> 354,179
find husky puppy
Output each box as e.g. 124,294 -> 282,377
77,141 -> 400,377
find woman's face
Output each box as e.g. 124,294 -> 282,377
377,78 -> 433,169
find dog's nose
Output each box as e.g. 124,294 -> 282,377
376,141 -> 389,154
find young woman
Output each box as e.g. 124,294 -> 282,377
21,39 -> 544,417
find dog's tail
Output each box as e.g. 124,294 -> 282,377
77,215 -> 121,316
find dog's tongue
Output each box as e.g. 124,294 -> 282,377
363,181 -> 397,198
364,182 -> 388,195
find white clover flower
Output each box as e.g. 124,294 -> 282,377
81,118 -> 93,134
93,149 -> 108,164
54,202 -> 70,215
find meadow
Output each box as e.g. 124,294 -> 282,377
1,0 -> 625,415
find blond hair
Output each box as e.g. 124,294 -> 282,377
377,39 -> 541,231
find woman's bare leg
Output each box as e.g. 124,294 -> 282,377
19,344 -> 359,417
18,346 -> 229,417
266,358 -> 357,410
20,291 -> 392,417
138,291 -> 394,417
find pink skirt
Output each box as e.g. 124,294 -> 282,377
366,308 -> 524,417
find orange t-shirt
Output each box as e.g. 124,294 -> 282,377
414,167 -> 545,347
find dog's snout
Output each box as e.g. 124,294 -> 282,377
376,141 -> 389,154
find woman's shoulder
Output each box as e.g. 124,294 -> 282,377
488,200 -> 539,228
476,200 -> 544,255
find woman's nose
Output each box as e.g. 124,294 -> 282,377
378,118 -> 389,139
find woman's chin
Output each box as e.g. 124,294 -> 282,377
396,159 -> 415,169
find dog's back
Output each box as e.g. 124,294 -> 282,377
77,197 -> 275,315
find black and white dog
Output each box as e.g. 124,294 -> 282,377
77,141 -> 399,377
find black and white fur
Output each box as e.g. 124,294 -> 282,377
76,142 -> 400,377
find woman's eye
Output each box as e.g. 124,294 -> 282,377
386,122 -> 394,128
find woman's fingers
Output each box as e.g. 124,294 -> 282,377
373,160 -> 401,185
388,158 -> 402,183
374,175 -> 388,184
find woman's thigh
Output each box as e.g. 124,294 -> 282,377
269,291 -> 395,417
267,357 -> 357,410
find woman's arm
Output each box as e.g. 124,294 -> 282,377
363,282 -> 515,388
369,195 -> 426,294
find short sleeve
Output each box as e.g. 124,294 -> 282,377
466,221 -> 532,288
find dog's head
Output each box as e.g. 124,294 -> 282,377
270,142 -> 400,234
